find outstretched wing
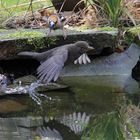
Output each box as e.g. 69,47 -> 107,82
37,50 -> 68,84
74,53 -> 91,64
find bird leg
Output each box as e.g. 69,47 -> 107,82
47,29 -> 52,37
62,27 -> 67,39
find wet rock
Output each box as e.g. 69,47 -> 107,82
0,40 -> 17,59
15,75 -> 68,92
61,43 -> 140,76
0,29 -> 117,60
0,99 -> 27,113
0,75 -> 68,97
0,117 -> 44,140
15,75 -> 37,85
14,116 -> 43,127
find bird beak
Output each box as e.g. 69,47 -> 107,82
87,46 -> 95,51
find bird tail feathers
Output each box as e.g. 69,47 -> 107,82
17,51 -> 39,59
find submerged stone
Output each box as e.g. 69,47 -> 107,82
0,99 -> 27,113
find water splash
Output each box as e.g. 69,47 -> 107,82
27,80 -> 52,105
0,74 -> 8,92
3,80 -> 52,105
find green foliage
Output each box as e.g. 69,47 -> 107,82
95,26 -> 117,31
127,122 -> 140,138
82,111 -> 125,140
0,30 -> 46,39
104,0 -> 123,27
89,0 -> 124,27
27,37 -> 46,50
124,26 -> 140,46
128,26 -> 140,35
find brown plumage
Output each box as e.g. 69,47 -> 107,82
42,13 -> 66,39
18,41 -> 94,84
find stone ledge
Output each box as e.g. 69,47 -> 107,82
0,29 -> 117,60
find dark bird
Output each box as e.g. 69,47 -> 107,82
18,41 -> 94,84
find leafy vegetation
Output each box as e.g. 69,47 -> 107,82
128,25 -> 140,35
82,111 -> 125,140
88,0 -> 124,27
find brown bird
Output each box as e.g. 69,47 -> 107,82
42,13 -> 66,39
18,41 -> 94,84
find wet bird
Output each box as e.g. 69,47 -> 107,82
18,41 -> 94,84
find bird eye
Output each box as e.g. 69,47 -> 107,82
60,16 -> 65,22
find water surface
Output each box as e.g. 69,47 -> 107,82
0,75 -> 140,140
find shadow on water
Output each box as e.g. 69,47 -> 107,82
0,75 -> 140,140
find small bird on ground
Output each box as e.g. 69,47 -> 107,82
42,13 -> 67,39
18,41 -> 94,84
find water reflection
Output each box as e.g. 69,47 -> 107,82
0,76 -> 139,139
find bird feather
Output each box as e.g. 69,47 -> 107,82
37,50 -> 68,83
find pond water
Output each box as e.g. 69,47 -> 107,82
0,75 -> 140,140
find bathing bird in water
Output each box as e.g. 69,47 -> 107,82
18,41 -> 94,84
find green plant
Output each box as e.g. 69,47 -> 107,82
82,111 -> 125,140
88,0 -> 124,27
104,0 -> 123,27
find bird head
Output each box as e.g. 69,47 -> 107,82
75,41 -> 95,54
60,16 -> 66,22
58,12 -> 66,22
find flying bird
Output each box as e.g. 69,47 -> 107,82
18,41 -> 94,84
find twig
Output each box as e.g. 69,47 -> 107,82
58,0 -> 67,13
24,0 -> 34,20
72,0 -> 84,14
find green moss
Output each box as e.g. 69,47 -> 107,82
94,26 -> 118,31
27,37 -> 46,49
0,29 -> 58,50
128,26 -> 140,35
68,26 -> 118,32
124,26 -> 140,46
82,112 -> 125,140
0,29 -> 8,32
46,37 -> 58,47
127,122 -> 140,137
0,30 -> 46,39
